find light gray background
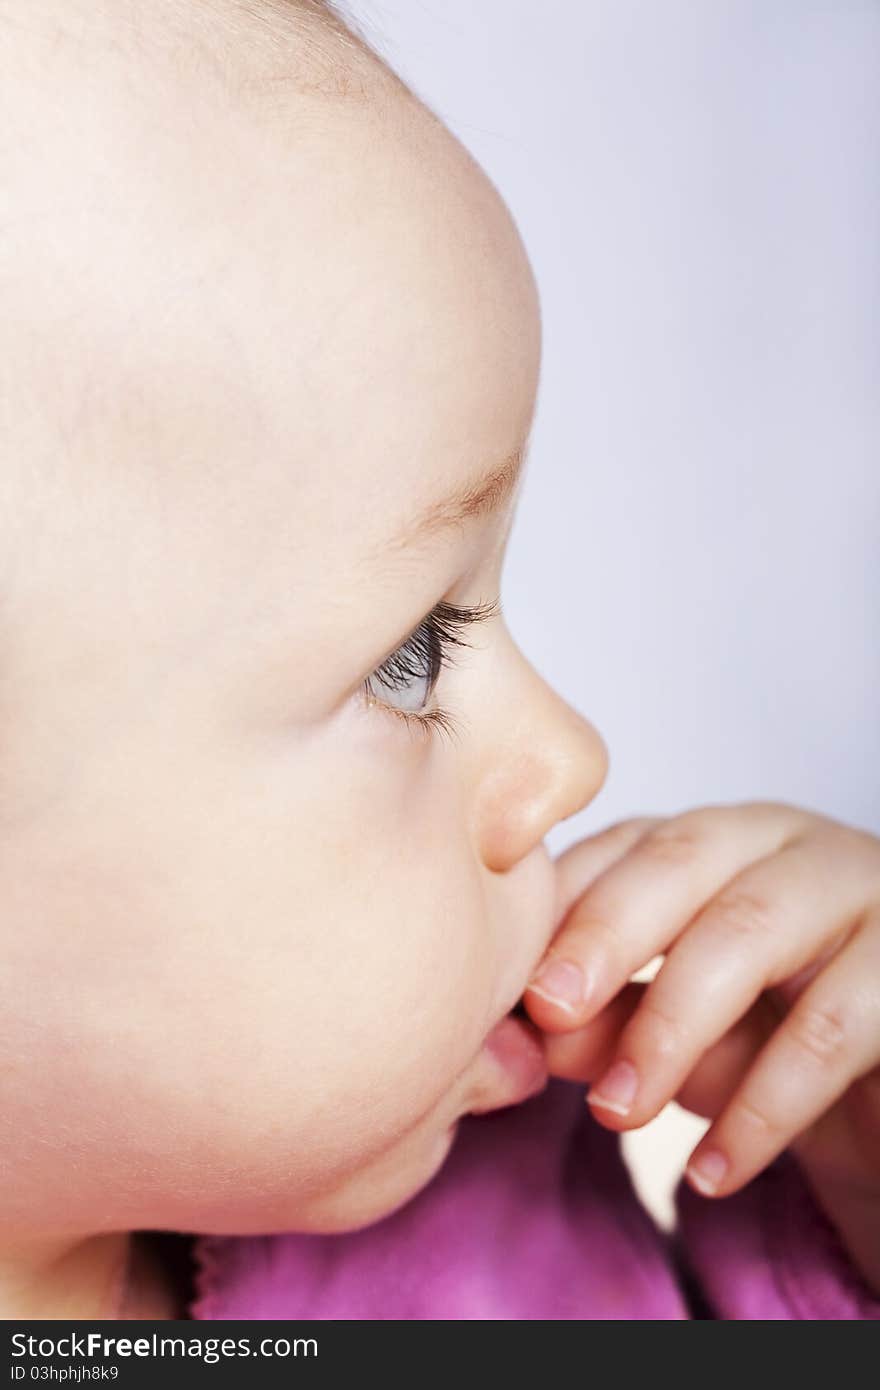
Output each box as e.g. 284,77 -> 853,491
341,0 -> 880,1221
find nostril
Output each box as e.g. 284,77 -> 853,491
510,997 -> 529,1019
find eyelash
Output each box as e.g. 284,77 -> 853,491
361,597 -> 500,744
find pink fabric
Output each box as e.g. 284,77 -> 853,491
188,1079 -> 879,1320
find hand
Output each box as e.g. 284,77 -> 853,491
524,802 -> 880,1294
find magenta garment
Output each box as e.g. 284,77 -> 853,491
189,1079 -> 879,1320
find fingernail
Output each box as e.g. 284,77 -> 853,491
526,957 -> 585,1014
686,1147 -> 728,1196
587,1059 -> 639,1116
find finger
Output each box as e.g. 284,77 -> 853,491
673,995 -> 776,1119
543,983 -> 644,1082
585,832 -> 865,1128
526,801 -> 811,1029
684,913 -> 880,1197
552,818 -> 665,926
548,984 -> 775,1118
530,818 -> 663,1035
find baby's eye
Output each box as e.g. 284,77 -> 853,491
361,598 -> 499,743
364,621 -> 442,716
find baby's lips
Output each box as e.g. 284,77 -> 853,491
472,1013 -> 548,1113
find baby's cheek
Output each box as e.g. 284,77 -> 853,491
228,732 -> 498,1144
8,719 -> 493,1230
266,845 -> 490,1134
160,915 -> 486,1228
131,791 -> 486,1217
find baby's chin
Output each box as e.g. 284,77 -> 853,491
274,1117 -> 461,1237
287,1016 -> 547,1235
261,1015 -> 547,1235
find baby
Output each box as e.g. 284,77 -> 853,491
1,0 -> 878,1320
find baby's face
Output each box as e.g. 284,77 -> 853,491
1,25 -> 607,1237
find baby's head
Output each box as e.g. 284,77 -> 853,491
1,0 -> 607,1243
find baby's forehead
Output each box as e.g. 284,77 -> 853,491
4,1 -> 539,626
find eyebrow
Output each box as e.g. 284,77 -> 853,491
367,445 -> 528,570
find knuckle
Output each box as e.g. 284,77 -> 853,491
638,822 -> 704,870
604,815 -> 662,838
573,914 -> 625,972
731,1094 -> 779,1139
787,1000 -> 848,1067
556,905 -> 623,974
709,886 -> 776,940
631,993 -> 686,1061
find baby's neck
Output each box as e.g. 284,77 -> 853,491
0,1231 -> 185,1320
